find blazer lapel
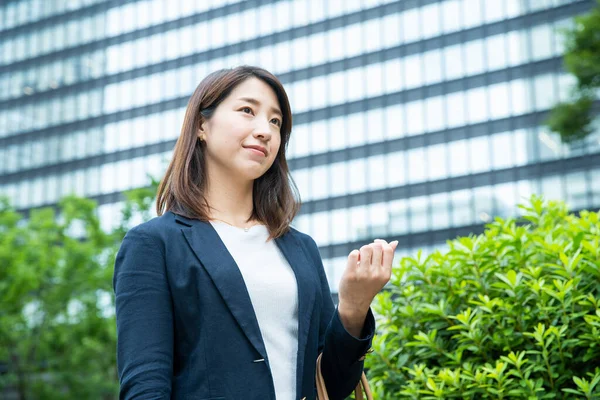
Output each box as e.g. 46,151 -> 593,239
178,216 -> 268,361
275,232 -> 317,395
175,213 -> 318,394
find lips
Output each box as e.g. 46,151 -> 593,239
244,145 -> 267,157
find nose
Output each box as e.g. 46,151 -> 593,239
252,117 -> 272,140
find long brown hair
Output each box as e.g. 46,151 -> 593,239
156,66 -> 300,239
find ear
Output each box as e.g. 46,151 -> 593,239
197,119 -> 206,137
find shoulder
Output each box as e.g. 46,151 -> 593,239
123,211 -> 179,247
287,225 -> 320,255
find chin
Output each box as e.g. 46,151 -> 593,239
235,168 -> 267,182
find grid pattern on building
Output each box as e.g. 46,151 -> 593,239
1,0 -> 598,292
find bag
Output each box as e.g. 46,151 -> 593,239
315,353 -> 373,400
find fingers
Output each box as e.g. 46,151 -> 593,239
348,239 -> 399,269
371,241 -> 383,267
359,245 -> 373,267
381,240 -> 398,269
346,249 -> 360,271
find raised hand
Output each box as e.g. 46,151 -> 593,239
337,239 -> 398,337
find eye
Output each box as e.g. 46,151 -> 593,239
241,106 -> 253,115
270,118 -> 282,127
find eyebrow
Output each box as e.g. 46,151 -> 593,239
237,97 -> 283,118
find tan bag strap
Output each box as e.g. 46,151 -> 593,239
315,353 -> 373,400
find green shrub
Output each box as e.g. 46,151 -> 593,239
367,196 -> 600,399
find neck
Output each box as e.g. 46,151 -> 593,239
205,167 -> 255,226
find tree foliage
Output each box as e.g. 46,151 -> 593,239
0,179 -> 157,399
367,196 -> 600,399
547,0 -> 600,143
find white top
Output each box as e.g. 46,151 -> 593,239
210,221 -> 299,400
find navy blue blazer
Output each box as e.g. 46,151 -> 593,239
113,211 -> 375,400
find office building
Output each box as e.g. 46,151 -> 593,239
1,0 -> 598,292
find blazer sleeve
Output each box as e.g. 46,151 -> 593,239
113,227 -> 174,399
306,236 -> 376,400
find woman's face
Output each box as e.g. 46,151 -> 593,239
199,77 -> 283,183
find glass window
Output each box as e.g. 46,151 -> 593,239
310,120 -> 328,154
431,192 -> 451,230
449,140 -> 468,176
331,163 -> 347,196
407,148 -> 426,183
541,175 -> 564,202
506,0 -> 526,18
410,196 -> 429,233
486,34 -> 507,71
529,0 -> 553,12
462,0 -> 483,28
513,129 -> 529,166
444,44 -> 464,80
554,18 -> 575,56
345,23 -> 363,58
292,0 -> 309,27
389,199 -> 409,235
467,87 -> 488,124
343,0 -> 362,13
404,54 -> 423,89
291,123 -> 309,158
348,113 -> 364,147
368,155 -> 386,190
347,68 -> 364,102
348,159 -> 366,193
384,59 -> 402,94
274,42 -> 291,73
366,109 -> 384,144
428,144 -> 448,180
424,50 -> 443,85
331,209 -> 349,245
531,24 -> 553,61
494,182 -> 517,216
328,70 -> 345,105
421,4 -> 441,39
510,79 -> 531,115
403,9 -> 420,42
470,136 -> 491,173
592,169 -> 600,205
451,189 -> 473,226
329,117 -> 347,151
446,91 -> 466,128
473,186 -> 494,222
385,104 -> 405,139
368,203 -> 389,237
425,96 -> 445,132
308,33 -> 327,66
492,132 -> 513,169
365,63 -> 383,99
442,0 -> 462,33
537,127 -> 562,162
292,80 -> 309,113
386,152 -> 406,187
489,83 -> 510,120
464,40 -> 484,75
348,206 -> 368,242
533,74 -> 556,111
483,0 -> 504,23
308,0 -> 326,22
292,37 -> 309,70
406,100 -> 424,136
328,28 -> 344,62
557,73 -> 576,103
364,19 -> 381,52
382,13 -> 401,48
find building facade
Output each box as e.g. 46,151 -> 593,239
1,0 -> 598,292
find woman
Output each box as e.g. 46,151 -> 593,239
113,66 -> 398,400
